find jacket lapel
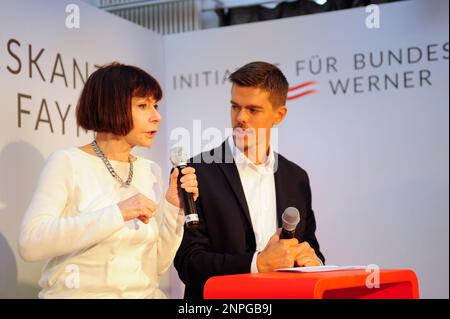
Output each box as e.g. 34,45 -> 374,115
274,152 -> 286,228
274,154 -> 307,239
216,141 -> 253,229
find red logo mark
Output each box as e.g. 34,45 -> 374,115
287,81 -> 317,100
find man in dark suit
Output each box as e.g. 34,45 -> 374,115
174,61 -> 325,299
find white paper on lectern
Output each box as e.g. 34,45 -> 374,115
275,265 -> 367,272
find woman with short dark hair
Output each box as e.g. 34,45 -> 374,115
19,62 -> 198,298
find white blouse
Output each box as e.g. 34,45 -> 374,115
19,148 -> 185,298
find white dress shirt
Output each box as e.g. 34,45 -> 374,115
228,138 -> 277,273
19,148 -> 185,298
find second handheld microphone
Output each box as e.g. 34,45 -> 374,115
280,207 -> 300,239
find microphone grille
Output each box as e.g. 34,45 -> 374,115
282,207 -> 300,226
170,147 -> 187,166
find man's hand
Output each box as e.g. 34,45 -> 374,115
256,229 -> 302,272
294,242 -> 321,267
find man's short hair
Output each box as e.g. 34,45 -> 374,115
76,62 -> 162,135
229,61 -> 289,108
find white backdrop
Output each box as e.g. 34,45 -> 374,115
0,0 -> 168,298
164,0 -> 449,298
0,0 -> 448,299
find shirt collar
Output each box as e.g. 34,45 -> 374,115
227,137 -> 275,174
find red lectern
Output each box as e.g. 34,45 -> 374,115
204,269 -> 419,299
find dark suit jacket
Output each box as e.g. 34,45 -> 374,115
174,141 -> 325,299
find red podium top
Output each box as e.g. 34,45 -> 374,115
204,269 -> 419,299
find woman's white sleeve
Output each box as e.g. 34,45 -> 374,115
152,164 -> 185,275
19,151 -> 125,262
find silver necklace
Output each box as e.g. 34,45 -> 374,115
91,140 -> 133,188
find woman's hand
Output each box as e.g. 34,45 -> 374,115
117,193 -> 157,224
165,167 -> 199,208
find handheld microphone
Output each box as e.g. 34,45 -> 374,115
170,146 -> 200,228
280,207 -> 300,239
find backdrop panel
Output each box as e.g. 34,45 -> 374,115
164,0 -> 449,298
0,0 -> 168,298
